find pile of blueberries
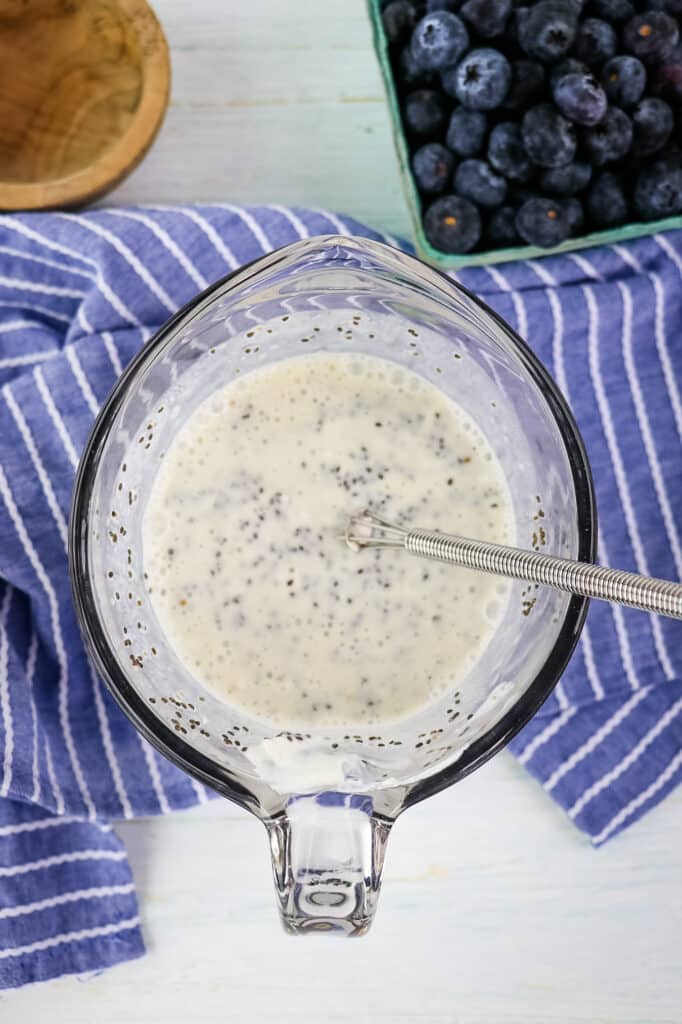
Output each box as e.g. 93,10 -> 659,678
381,0 -> 682,252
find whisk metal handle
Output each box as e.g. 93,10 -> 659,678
405,530 -> 682,620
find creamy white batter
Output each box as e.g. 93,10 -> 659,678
143,349 -> 514,727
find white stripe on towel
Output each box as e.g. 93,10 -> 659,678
0,883 -> 135,920
0,916 -> 140,960
569,696 -> 682,819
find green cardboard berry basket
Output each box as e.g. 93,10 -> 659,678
367,0 -> 682,268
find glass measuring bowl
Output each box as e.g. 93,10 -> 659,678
69,236 -> 595,935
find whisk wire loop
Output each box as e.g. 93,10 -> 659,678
344,510 -> 682,621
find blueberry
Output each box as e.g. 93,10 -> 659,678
655,0 -> 682,15
562,197 -> 585,233
633,160 -> 682,219
581,106 -> 633,165
503,60 -> 545,110
586,172 -> 628,226
632,97 -> 673,155
623,12 -> 679,64
486,205 -> 520,244
667,130 -> 679,161
460,0 -> 512,38
656,144 -> 682,171
454,158 -> 508,205
440,65 -> 458,97
600,55 -> 647,107
517,1 -> 578,62
549,58 -> 588,89
446,108 -> 488,155
592,0 -> 634,22
516,197 -> 571,246
398,46 -> 437,89
404,89 -> 450,136
511,6 -> 530,48
521,104 -> 576,167
575,18 -> 617,66
552,72 -> 608,126
412,143 -> 456,194
653,43 -> 682,102
451,48 -> 511,109
540,160 -> 592,195
488,122 -> 534,180
410,11 -> 470,70
382,1 -> 419,45
424,195 -> 482,251
426,0 -> 464,10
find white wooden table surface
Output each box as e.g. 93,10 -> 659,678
2,2 -> 681,1020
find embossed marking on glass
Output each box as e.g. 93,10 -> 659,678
69,236 -> 595,936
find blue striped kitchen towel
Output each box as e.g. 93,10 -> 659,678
0,205 -> 680,989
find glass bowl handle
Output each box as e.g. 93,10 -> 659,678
265,793 -> 393,936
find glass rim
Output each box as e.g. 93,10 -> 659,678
69,235 -> 597,813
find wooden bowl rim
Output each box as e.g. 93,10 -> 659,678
0,0 -> 170,211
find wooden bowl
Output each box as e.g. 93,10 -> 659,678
0,0 -> 170,211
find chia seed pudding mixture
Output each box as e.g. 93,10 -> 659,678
143,322 -> 514,728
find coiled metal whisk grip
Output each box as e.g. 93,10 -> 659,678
344,510 -> 682,621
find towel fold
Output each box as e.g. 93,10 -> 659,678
0,205 -> 680,989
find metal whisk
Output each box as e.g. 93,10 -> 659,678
344,509 -> 682,621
